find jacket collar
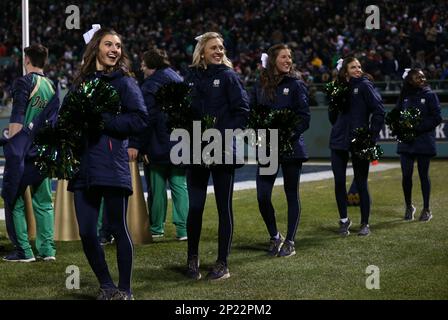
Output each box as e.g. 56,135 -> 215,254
145,67 -> 173,83
349,76 -> 368,85
94,69 -> 124,80
193,64 -> 229,77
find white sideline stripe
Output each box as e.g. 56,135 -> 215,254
0,163 -> 399,220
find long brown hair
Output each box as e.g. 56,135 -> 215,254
73,28 -> 132,87
260,44 -> 300,102
337,56 -> 373,83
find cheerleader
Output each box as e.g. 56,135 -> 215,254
68,28 -> 147,299
185,32 -> 249,280
329,57 -> 385,236
251,44 -> 310,257
396,69 -> 442,221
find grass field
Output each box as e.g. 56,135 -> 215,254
0,160 -> 447,300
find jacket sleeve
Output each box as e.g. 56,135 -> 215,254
415,92 -> 442,133
142,81 -> 160,128
328,109 -> 338,125
128,80 -> 159,150
293,80 -> 311,136
226,71 -> 250,129
363,81 -> 385,139
104,77 -> 148,138
249,84 -> 259,108
10,76 -> 33,124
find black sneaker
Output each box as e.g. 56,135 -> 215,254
358,224 -> 370,236
338,219 -> 352,236
268,233 -> 284,256
100,236 -> 114,246
419,209 -> 433,222
404,205 -> 416,221
111,290 -> 135,300
277,240 -> 296,257
186,255 -> 201,280
206,260 -> 230,281
96,288 -> 118,300
2,251 -> 36,263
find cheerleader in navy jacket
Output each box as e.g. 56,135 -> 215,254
128,48 -> 189,240
68,28 -> 147,300
396,69 -> 442,222
251,44 -> 310,257
185,32 -> 249,281
329,57 -> 385,237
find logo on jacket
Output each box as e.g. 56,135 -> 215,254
213,79 -> 220,87
354,88 -> 359,94
283,88 -> 289,95
421,98 -> 425,104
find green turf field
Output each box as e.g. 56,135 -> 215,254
0,160 -> 447,300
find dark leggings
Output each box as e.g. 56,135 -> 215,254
331,149 -> 371,224
256,162 -> 302,243
74,187 -> 133,293
400,153 -> 431,209
187,166 -> 235,265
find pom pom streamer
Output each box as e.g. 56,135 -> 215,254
34,78 -> 121,179
155,82 -> 193,133
385,107 -> 422,143
350,127 -> 384,161
248,104 -> 302,159
325,80 -> 350,114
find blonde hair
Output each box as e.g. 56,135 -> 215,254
191,32 -> 233,69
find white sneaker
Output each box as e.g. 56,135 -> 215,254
37,255 -> 56,262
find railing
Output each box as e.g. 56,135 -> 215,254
1,77 -> 448,115
308,80 -> 448,107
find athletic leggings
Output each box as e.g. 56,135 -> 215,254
256,162 -> 302,243
74,187 -> 133,293
187,166 -> 234,265
331,149 -> 371,224
400,153 -> 431,209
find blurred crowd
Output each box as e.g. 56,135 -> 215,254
1,0 -> 448,108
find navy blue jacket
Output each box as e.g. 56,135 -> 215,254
9,72 -> 41,124
396,87 -> 442,156
2,90 -> 60,210
186,64 -> 250,133
329,76 -> 385,151
251,75 -> 310,161
68,70 -> 148,194
131,67 -> 183,164
186,64 -> 250,164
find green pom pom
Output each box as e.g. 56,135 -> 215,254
34,78 -> 121,179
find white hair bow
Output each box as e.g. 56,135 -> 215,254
402,68 -> 411,79
336,58 -> 344,71
195,34 -> 204,42
83,24 -> 101,45
261,53 -> 268,68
